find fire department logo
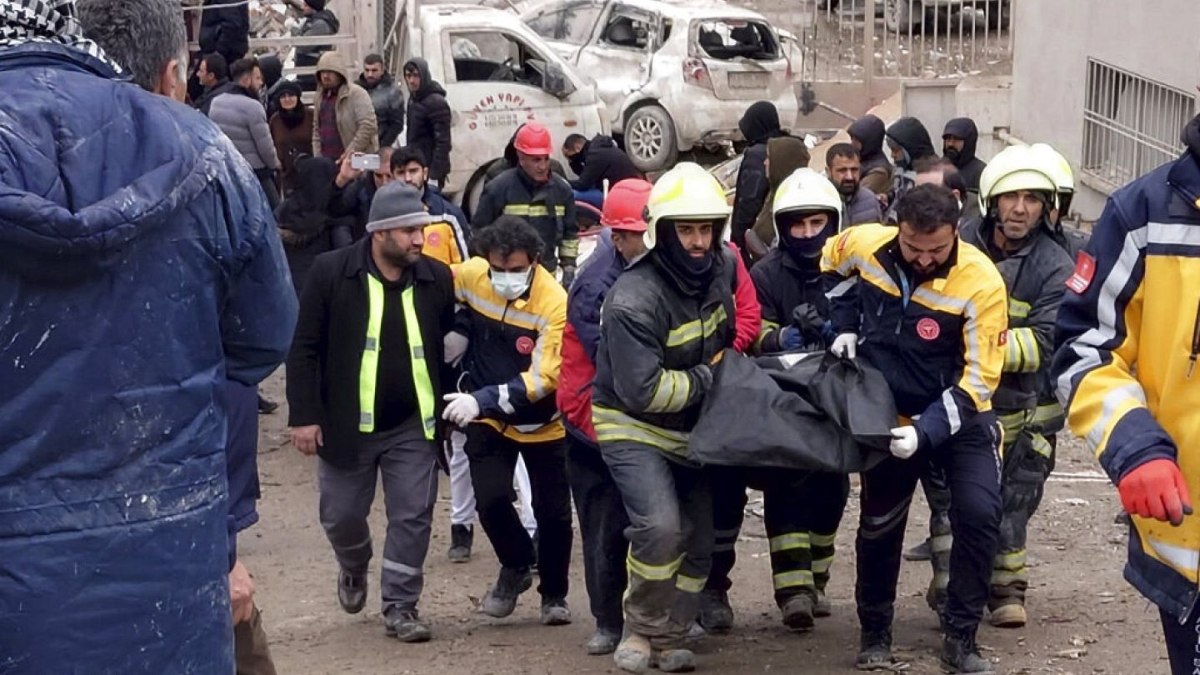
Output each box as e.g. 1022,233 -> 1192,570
426,231 -> 442,247
515,336 -> 536,355
916,317 -> 941,341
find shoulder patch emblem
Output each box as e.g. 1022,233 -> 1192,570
515,336 -> 536,355
1065,251 -> 1096,294
916,317 -> 941,341
426,231 -> 442,247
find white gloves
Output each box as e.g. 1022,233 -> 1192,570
831,333 -> 858,359
444,331 -> 469,367
442,393 -> 481,427
889,426 -> 919,459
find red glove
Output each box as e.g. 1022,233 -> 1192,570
1118,459 -> 1194,526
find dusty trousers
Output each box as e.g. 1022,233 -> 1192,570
317,416 -> 438,613
465,424 -> 573,600
566,432 -> 629,635
601,441 -> 713,648
856,415 -> 1002,637
707,467 -> 849,606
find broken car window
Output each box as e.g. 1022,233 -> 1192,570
600,12 -> 656,50
450,31 -> 551,89
694,20 -> 780,60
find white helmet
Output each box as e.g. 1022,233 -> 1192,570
773,168 -> 844,232
978,144 -> 1059,213
644,162 -> 731,249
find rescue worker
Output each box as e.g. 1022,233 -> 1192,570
474,122 -> 579,284
286,182 -> 455,643
942,118 -> 988,195
953,146 -> 1073,628
884,117 -> 938,221
392,148 -> 470,267
731,101 -> 786,260
822,184 -> 1007,673
557,179 -> 654,656
1030,143 -> 1089,258
592,163 -> 737,673
849,113 -> 894,196
441,216 -> 573,626
1053,113 -> 1200,675
700,169 -> 850,635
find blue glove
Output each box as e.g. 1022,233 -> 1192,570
779,326 -> 803,351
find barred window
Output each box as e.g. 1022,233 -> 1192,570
1082,59 -> 1194,193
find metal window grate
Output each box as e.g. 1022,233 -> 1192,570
1082,59 -> 1194,194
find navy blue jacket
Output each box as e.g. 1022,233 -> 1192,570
0,44 -> 296,673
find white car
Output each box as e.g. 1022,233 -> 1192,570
519,0 -> 800,173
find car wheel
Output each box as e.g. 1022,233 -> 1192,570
624,105 -> 679,174
463,168 -> 491,222
883,0 -> 915,32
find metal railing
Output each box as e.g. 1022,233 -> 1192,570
1081,58 -> 1192,194
799,0 -> 1014,83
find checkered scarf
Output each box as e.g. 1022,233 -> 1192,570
0,0 -> 123,73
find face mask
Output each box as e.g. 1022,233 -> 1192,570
491,268 -> 532,300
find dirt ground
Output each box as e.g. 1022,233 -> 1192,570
245,374 -> 1171,675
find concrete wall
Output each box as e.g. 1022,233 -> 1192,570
1010,0 -> 1200,220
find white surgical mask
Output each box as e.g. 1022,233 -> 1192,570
491,268 -> 532,300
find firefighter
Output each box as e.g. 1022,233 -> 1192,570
701,169 -> 849,634
1053,113 -> 1200,675
474,122 -> 579,286
957,146 -> 1074,627
592,163 -> 737,674
441,216 -> 573,627
821,184 -> 1008,673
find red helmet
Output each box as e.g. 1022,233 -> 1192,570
601,179 -> 653,232
513,123 -> 553,156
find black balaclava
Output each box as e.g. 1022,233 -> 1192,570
738,101 -> 783,146
776,210 -> 836,264
651,219 -> 717,296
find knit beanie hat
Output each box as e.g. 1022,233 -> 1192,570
304,0 -> 326,11
367,182 -> 434,232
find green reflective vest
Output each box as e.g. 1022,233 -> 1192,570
358,275 -> 437,440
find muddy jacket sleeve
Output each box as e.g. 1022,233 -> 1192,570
602,297 -> 712,414
1052,199 -> 1176,482
913,275 -> 1007,451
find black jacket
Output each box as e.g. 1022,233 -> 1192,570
749,251 -> 828,353
404,58 -> 452,181
943,117 -> 987,193
474,166 -> 578,271
731,103 -> 785,250
569,135 -> 641,191
195,79 -> 235,117
358,72 -> 406,147
294,10 -> 339,70
885,117 -> 938,219
199,0 -> 249,63
848,115 -> 893,195
286,239 -> 455,467
592,248 -> 737,458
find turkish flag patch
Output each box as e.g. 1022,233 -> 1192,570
1066,252 -> 1096,294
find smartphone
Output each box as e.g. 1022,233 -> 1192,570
351,153 -> 381,171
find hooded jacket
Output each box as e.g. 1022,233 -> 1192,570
0,43 -> 296,671
311,50 -> 378,157
404,58 -> 452,182
569,134 -> 642,191
849,115 -> 893,195
209,85 -> 281,171
885,116 -> 938,214
358,71 -> 406,147
943,117 -> 988,193
199,0 -> 249,63
1053,114 -> 1200,620
294,8 -> 339,72
751,136 -> 810,251
732,102 -> 785,253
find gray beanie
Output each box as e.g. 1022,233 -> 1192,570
367,182 -> 434,232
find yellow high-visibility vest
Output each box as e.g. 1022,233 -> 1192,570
358,275 -> 437,440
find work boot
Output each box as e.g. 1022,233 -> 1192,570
904,538 -> 932,561
855,629 -> 894,670
586,628 -> 621,655
651,648 -> 696,673
814,590 -> 832,618
614,632 -> 652,674
383,607 -> 432,643
448,524 -> 473,563
337,568 -> 367,614
940,632 -> 995,673
988,602 -> 1026,628
697,588 -> 734,634
480,566 -> 533,618
257,394 -> 279,415
780,594 -> 815,631
541,597 -> 572,626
